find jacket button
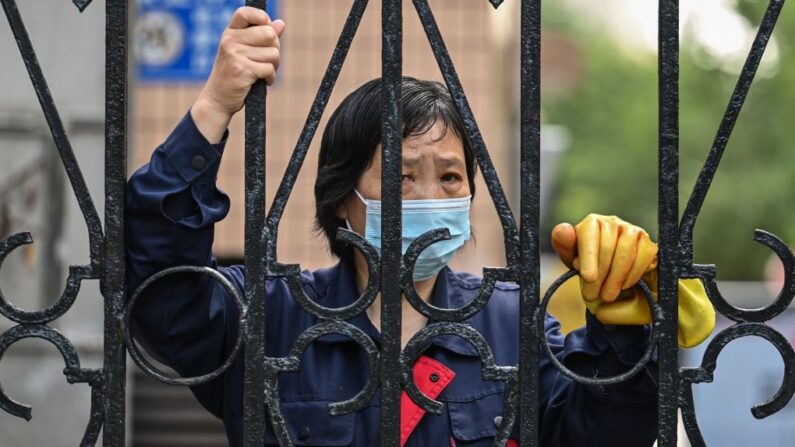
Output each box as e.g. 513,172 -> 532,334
191,155 -> 206,170
429,373 -> 440,383
493,415 -> 503,428
297,426 -> 310,440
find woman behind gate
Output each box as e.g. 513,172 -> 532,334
125,7 -> 716,446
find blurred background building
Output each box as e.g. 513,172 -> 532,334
1,0 -> 794,445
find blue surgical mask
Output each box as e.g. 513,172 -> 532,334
347,189 -> 471,281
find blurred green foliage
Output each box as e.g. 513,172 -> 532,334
543,1 -> 795,280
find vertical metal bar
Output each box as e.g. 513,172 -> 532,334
380,0 -> 402,445
657,0 -> 680,445
102,0 -> 128,445
518,0 -> 541,445
243,1 -> 268,445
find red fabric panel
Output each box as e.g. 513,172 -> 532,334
399,356 -> 455,447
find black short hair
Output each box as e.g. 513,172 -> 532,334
314,76 -> 477,264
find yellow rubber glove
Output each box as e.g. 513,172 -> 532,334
552,214 -> 716,349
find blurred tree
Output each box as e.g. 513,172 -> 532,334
544,0 -> 795,280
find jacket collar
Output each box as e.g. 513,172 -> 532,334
313,260 -> 479,357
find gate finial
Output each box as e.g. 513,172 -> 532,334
73,0 -> 92,13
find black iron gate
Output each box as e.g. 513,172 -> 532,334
1,0 -> 793,446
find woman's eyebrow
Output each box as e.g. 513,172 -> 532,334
435,156 -> 465,169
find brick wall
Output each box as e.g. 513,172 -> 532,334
131,0 -> 512,273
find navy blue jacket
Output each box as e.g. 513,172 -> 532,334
125,109 -> 659,446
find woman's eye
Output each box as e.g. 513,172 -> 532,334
441,173 -> 461,183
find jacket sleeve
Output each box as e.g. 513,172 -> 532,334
539,312 -> 658,446
125,108 -> 245,418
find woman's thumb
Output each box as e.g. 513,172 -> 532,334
271,19 -> 286,37
551,223 -> 577,268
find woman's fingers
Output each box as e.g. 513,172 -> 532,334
246,61 -> 277,85
235,24 -> 280,47
199,7 -> 284,117
271,19 -> 286,36
600,225 -> 639,302
575,214 -> 600,283
239,45 -> 280,66
228,6 -> 270,29
569,214 -> 659,302
597,218 -> 619,287
581,217 -> 618,300
551,223 -> 577,268
621,231 -> 658,289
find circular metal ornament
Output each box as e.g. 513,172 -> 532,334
538,269 -> 661,386
122,265 -> 248,386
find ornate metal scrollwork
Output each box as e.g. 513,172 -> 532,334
0,0 -> 107,444
2,0 -> 792,445
674,0 -> 794,444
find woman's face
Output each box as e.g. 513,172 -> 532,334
337,120 -> 471,236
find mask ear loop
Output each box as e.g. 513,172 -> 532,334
345,189 -> 368,236
353,188 -> 368,205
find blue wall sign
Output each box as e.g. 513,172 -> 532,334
135,0 -> 279,83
